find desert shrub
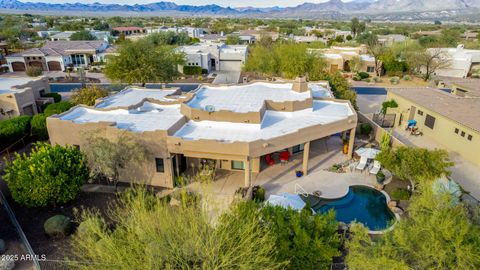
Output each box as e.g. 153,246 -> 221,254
391,188 -> 410,200
26,67 -> 43,77
402,75 -> 412,81
44,215 -> 71,238
70,85 -> 109,106
30,113 -> 48,140
252,186 -> 266,202
360,123 -> 373,135
42,93 -> 61,103
358,72 -> 370,79
3,143 -> 89,207
373,76 -> 382,83
183,66 -> 202,75
390,76 -> 400,85
0,116 -> 32,149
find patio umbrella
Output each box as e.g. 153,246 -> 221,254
266,193 -> 306,211
355,147 -> 380,159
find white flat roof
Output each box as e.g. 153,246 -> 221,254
95,87 -> 178,109
60,102 -> 183,132
0,77 -> 37,93
174,100 -> 353,142
188,82 -> 312,113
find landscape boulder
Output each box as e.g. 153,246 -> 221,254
0,259 -> 15,270
44,215 -> 71,238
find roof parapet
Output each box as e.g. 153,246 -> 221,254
292,77 -> 309,93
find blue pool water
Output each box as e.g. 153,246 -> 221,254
316,186 -> 395,231
351,87 -> 387,95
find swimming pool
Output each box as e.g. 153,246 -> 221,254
314,186 -> 395,231
351,87 -> 387,95
49,83 -> 200,93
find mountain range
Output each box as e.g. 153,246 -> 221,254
1,0 -> 480,19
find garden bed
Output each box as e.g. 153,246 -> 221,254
6,191 -> 117,269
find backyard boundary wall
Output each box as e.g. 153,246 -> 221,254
357,112 -> 405,148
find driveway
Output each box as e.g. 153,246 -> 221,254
212,71 -> 241,85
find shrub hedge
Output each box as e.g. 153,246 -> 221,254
358,72 -> 370,79
31,113 -> 49,140
0,116 -> 32,149
183,66 -> 202,75
44,101 -> 73,116
42,93 -> 62,103
360,123 -> 373,135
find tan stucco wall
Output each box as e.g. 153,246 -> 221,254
0,77 -> 49,120
387,91 -> 480,166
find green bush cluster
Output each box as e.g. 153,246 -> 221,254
3,143 -> 89,207
391,188 -> 410,200
25,67 -> 43,77
390,76 -> 400,85
42,93 -> 62,103
0,116 -> 32,149
183,65 -> 203,75
252,186 -> 266,202
358,72 -> 370,79
360,123 -> 373,135
32,102 -> 73,140
381,99 -> 399,114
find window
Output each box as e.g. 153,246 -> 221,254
231,160 -> 245,170
468,135 -> 473,141
424,114 -> 435,129
455,128 -> 459,134
367,66 -> 374,73
417,110 -> 424,116
292,144 -> 304,154
71,54 -> 86,66
155,158 -> 165,173
461,131 -> 465,137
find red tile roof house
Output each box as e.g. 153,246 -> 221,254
112,26 -> 146,36
5,41 -> 115,72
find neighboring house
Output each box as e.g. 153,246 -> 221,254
50,31 -> 110,41
304,27 -> 352,42
6,40 -> 113,72
37,30 -> 61,39
377,34 -> 407,46
429,45 -> 480,78
0,76 -> 51,120
237,30 -> 280,42
461,31 -> 478,40
309,46 -> 379,75
112,26 -> 146,37
146,26 -> 205,38
176,42 -> 248,73
386,85 -> 480,166
413,30 -> 442,37
293,35 -> 321,44
47,79 -> 357,188
198,34 -> 227,43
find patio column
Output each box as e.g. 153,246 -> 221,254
244,157 -> 251,187
302,141 -> 311,175
347,128 -> 355,158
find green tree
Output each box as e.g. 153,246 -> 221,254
3,143 -> 89,207
407,47 -> 451,81
83,132 -> 151,188
70,189 -> 284,270
260,205 -> 340,269
376,146 -> 453,186
351,17 -> 360,37
70,30 -> 96,41
243,45 -> 279,77
0,115 -> 32,149
70,85 -> 109,106
346,188 -> 480,270
104,40 -> 184,86
226,34 -> 241,45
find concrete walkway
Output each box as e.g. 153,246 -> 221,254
212,71 -> 241,84
393,128 -> 480,199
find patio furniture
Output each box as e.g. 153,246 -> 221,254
355,156 -> 368,171
265,154 -> 275,166
355,147 -> 380,159
280,150 -> 290,165
369,160 -> 381,175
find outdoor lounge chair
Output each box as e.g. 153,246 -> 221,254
265,154 -> 275,166
355,156 -> 368,171
280,150 -> 291,164
369,160 -> 381,175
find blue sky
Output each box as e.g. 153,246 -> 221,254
24,0 -> 354,8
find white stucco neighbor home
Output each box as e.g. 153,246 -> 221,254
430,45 -> 480,78
146,26 -> 205,38
176,42 -> 248,73
5,41 -> 115,72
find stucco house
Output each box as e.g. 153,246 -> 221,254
429,45 -> 480,78
5,41 -> 114,72
176,42 -> 248,73
309,46 -> 379,75
46,79 -> 357,188
0,76 -> 51,120
386,85 -> 480,166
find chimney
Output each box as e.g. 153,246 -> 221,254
292,77 -> 309,93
